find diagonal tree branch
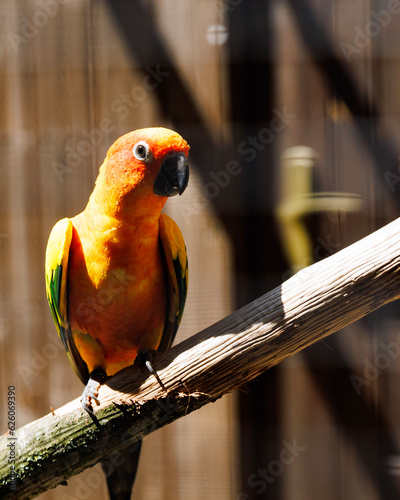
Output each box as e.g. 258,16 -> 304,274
2,217 -> 400,499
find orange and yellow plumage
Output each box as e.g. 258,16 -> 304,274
45,127 -> 189,499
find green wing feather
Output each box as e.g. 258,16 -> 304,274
45,218 -> 89,384
158,214 -> 188,352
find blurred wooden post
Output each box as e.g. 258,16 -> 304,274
276,145 -> 362,272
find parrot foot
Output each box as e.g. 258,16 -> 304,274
137,349 -> 168,393
81,368 -> 108,416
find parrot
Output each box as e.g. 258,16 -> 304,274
45,127 -> 189,499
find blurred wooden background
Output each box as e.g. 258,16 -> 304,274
1,0 -> 400,499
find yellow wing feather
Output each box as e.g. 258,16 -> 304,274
158,213 -> 188,352
45,218 -> 72,333
45,218 -> 89,383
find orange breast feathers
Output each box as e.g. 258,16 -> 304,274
67,212 -> 167,376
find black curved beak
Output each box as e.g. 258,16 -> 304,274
153,152 -> 189,197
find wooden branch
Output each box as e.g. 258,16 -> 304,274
2,217 -> 400,499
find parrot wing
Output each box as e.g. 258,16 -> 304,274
45,218 -> 89,384
158,213 -> 188,352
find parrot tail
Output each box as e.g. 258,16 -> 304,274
101,440 -> 142,500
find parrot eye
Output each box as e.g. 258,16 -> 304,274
133,141 -> 150,161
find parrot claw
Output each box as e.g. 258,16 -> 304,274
137,349 -> 168,393
81,369 -> 107,416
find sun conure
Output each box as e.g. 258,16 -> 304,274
45,127 -> 189,499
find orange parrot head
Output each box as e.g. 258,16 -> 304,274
90,127 -> 190,217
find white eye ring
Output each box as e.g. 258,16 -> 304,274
133,141 -> 150,161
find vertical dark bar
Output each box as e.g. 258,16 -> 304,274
227,2 -> 284,499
